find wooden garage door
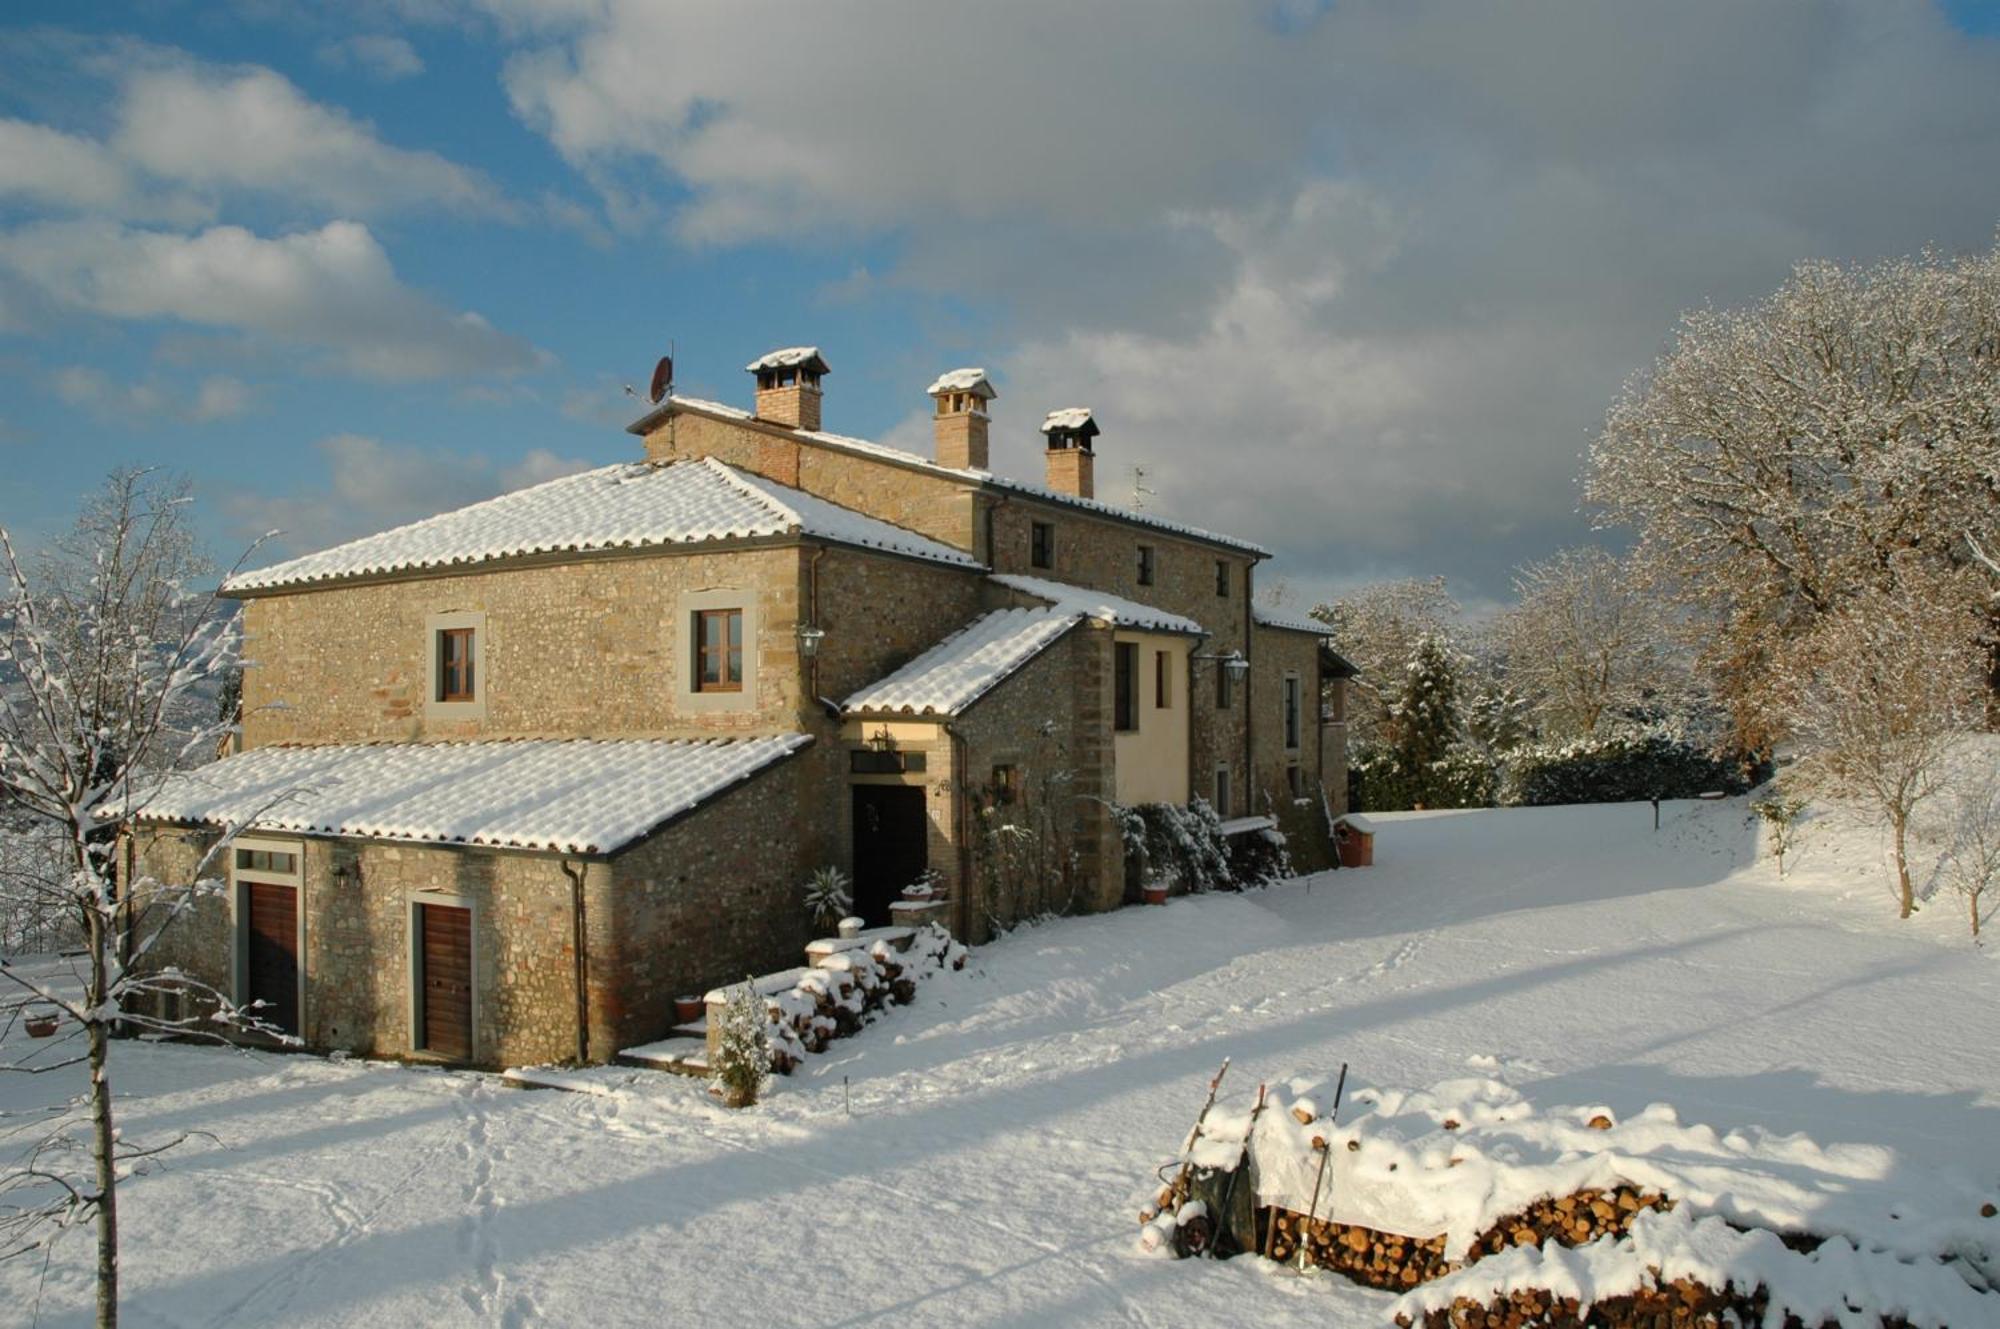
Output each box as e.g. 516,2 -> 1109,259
419,904 -> 472,1062
244,882 -> 299,1036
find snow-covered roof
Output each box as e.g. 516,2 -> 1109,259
1253,603 -> 1330,635
989,573 -> 1204,635
843,608 -> 1078,717
745,346 -> 827,374
631,398 -> 1268,556
134,735 -> 812,855
1040,407 -> 1096,433
224,457 -> 979,593
926,367 -> 995,399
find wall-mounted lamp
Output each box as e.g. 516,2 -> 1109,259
1195,649 -> 1251,680
796,623 -> 826,659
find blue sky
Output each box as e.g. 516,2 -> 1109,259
3,1 -> 1998,608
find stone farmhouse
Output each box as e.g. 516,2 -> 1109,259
131,349 -> 1353,1069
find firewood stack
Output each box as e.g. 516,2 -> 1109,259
1394,1278 -> 1921,1328
751,924 -> 967,1077
1256,1207 -> 1453,1287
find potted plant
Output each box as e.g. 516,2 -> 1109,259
674,994 -> 706,1025
25,1009 -> 61,1038
1141,881 -> 1169,906
803,865 -> 852,935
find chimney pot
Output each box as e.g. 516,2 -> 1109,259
927,367 -> 996,471
746,346 -> 828,431
1040,407 -> 1099,500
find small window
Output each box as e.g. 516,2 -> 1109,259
1216,659 -> 1233,709
1283,674 -> 1302,750
1137,544 -> 1155,586
437,627 -> 475,702
235,848 -> 297,875
1215,560 -> 1230,597
1114,642 -> 1139,732
1214,766 -> 1232,818
1155,650 -> 1171,708
1031,521 -> 1054,570
992,764 -> 1020,805
695,609 -> 744,692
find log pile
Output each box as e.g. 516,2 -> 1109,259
758,927 -> 965,1076
1395,1278 -> 1920,1328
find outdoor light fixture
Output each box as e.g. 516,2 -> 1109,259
1195,649 -> 1251,680
796,623 -> 826,658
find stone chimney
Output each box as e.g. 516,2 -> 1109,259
927,368 -> 996,470
1040,407 -> 1099,500
746,347 -> 828,431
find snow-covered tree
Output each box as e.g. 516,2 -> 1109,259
1940,764 -> 2000,941
0,470 -> 270,1327
710,980 -> 770,1109
1586,239 -> 2000,742
1312,577 -> 1460,746
1492,547 -> 1692,741
1764,567 -> 1987,920
1389,633 -> 1463,773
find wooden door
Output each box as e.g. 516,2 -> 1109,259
418,904 -> 473,1062
244,882 -> 299,1036
852,785 -> 929,927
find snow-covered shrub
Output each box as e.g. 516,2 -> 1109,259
1119,799 -> 1233,894
801,865 -> 852,933
1503,729 -> 1745,807
1225,822 -> 1291,887
710,980 -> 770,1109
1752,789 -> 1808,878
1349,743 -> 1497,812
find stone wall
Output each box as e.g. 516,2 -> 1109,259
238,544 -> 810,748
129,824 -> 585,1069
593,751 -> 816,1054
1249,626 -> 1331,871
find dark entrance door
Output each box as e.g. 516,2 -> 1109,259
852,785 -> 928,926
418,903 -> 473,1062
244,882 -> 299,1036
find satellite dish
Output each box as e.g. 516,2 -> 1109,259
648,355 -> 674,404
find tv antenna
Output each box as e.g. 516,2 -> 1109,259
1131,463 -> 1156,511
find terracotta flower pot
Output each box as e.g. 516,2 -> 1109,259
25,1013 -> 60,1038
674,996 -> 706,1025
1141,885 -> 1169,906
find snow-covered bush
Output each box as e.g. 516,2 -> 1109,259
1752,789 -> 1808,878
801,865 -> 852,933
1940,766 -> 2000,940
1502,728 -> 1744,807
710,980 -> 770,1109
1225,822 -> 1291,887
1118,798 -> 1232,895
1349,743 -> 1497,812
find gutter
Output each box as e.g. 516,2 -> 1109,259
562,858 -> 590,1065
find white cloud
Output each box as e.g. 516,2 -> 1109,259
112,65 -> 500,216
0,220 -> 540,380
225,434 -> 593,557
51,365 -> 255,424
315,34 -> 427,81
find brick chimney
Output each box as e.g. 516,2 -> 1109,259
746,347 -> 828,431
927,368 -> 996,470
1040,407 -> 1099,500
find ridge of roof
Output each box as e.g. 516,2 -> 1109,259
223,457 -> 978,593
843,607 -> 1079,718
1252,603 -> 1331,635
988,573 -> 1205,635
640,396 -> 1269,557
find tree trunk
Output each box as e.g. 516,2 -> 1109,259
1892,812 -> 1914,920
89,923 -> 119,1329
1974,891 -> 1983,940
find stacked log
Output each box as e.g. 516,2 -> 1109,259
1243,1184 -> 1674,1290
1396,1278 -> 1919,1328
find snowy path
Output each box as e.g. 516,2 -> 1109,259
4,797 -> 1997,1326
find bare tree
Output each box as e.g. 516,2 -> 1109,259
1311,576 -> 1459,746
1764,567 -> 1986,920
1940,764 -> 2000,941
0,469 -> 270,1327
1491,547 -> 1691,741
1586,239 -> 2000,744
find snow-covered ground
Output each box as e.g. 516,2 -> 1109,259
4,794 -> 1997,1327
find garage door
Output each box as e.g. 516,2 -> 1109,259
419,903 -> 473,1062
